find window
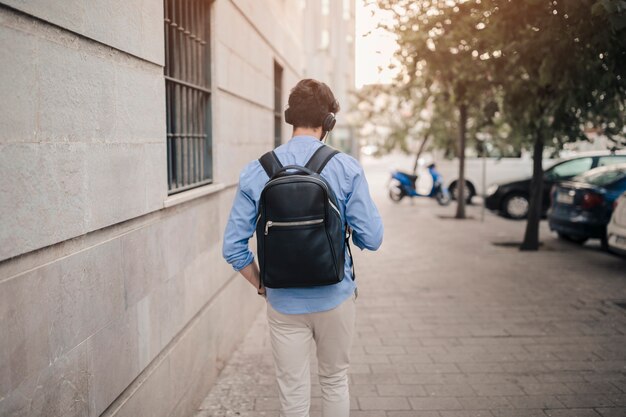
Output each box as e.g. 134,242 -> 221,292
578,168 -> 626,187
598,155 -> 626,167
546,157 -> 593,180
274,62 -> 283,148
322,0 -> 330,15
164,0 -> 212,194
343,0 -> 351,20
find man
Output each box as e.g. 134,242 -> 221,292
222,79 -> 383,417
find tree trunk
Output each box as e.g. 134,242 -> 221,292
412,133 -> 430,174
520,131 -> 544,251
455,103 -> 467,219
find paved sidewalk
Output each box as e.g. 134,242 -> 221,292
194,158 -> 626,417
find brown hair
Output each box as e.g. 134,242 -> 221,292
285,79 -> 340,128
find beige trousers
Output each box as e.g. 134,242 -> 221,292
266,294 -> 356,417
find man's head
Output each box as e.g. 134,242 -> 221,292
284,79 -> 340,136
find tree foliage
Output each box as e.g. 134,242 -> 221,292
366,0 -> 626,246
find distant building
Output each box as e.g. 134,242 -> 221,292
0,1 -> 354,416
303,0 -> 357,155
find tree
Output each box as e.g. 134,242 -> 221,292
374,0 -> 499,218
483,0 -> 626,250
371,0 -> 625,248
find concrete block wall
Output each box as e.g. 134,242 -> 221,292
0,0 -> 306,416
0,4 -> 167,261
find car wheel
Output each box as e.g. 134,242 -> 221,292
600,235 -> 609,251
449,180 -> 475,204
502,193 -> 529,219
557,232 -> 588,245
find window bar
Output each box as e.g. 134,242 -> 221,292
204,2 -> 211,180
169,0 -> 180,189
184,2 -> 192,187
164,0 -> 171,189
198,0 -> 204,183
178,0 -> 184,187
194,0 -> 200,184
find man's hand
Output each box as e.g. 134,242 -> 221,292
239,262 -> 265,295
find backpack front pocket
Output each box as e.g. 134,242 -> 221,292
263,218 -> 339,288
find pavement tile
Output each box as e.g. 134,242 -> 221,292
358,396 -> 411,410
544,409 -> 602,417
457,363 -> 505,373
518,382 -> 574,395
408,396 -> 464,410
458,396 -> 514,410
364,345 -> 407,355
565,381 -> 624,394
351,373 -> 400,385
504,395 -> 564,409
349,364 -> 373,374
613,380 -> 626,393
610,393 -> 626,406
595,408 -> 626,417
370,364 -> 419,374
439,411 -> 494,417
389,354 -> 434,364
351,354 -> 392,364
471,383 -> 525,397
377,384 -> 428,397
422,383 -> 476,397
349,412 -> 387,417
412,363 -> 461,373
555,394 -> 616,408
397,373 -> 449,385
490,410 -> 546,417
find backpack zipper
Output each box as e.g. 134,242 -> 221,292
265,218 -> 324,235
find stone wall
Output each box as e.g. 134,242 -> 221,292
0,0 -> 304,416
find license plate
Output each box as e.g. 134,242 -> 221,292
616,235 -> 626,246
556,192 -> 574,205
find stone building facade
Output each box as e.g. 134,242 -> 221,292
0,1 -> 354,416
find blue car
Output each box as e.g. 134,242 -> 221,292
548,163 -> 626,247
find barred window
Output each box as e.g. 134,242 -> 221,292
274,61 -> 283,148
164,0 -> 212,194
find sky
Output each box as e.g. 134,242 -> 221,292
354,0 -> 399,89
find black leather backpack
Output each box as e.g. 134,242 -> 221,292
256,145 -> 354,289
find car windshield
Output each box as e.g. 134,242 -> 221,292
574,167 -> 626,187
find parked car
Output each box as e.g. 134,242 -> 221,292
548,164 -> 626,247
434,154 -> 540,204
607,191 -> 626,255
485,151 -> 626,219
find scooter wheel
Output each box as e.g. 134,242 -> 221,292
436,191 -> 451,206
389,187 -> 405,202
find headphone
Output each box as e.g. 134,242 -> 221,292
284,108 -> 336,140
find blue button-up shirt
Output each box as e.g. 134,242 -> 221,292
222,135 -> 383,314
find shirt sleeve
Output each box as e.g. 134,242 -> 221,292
222,165 -> 259,271
345,164 -> 384,251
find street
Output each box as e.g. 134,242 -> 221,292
193,155 -> 626,417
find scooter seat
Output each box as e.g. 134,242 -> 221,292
398,171 -> 418,182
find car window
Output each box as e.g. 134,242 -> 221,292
546,157 -> 593,180
598,155 -> 626,167
575,168 -> 626,187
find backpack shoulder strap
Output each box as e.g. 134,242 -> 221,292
259,151 -> 283,179
305,145 -> 340,174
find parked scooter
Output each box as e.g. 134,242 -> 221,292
389,163 -> 451,206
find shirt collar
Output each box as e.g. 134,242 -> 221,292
289,135 -> 322,144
